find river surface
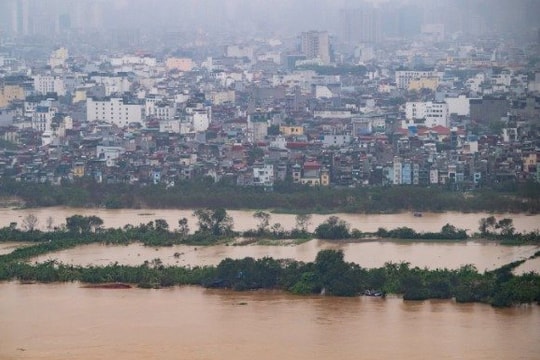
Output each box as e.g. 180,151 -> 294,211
0,282 -> 539,360
1,207 -> 539,233
2,209 -> 540,359
30,240 -> 540,273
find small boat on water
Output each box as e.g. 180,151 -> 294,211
363,289 -> 386,297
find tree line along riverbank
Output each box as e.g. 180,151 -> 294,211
1,212 -> 539,307
1,178 -> 539,214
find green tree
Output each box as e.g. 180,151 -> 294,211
496,218 -> 515,236
65,215 -> 90,233
193,208 -> 234,236
253,211 -> 271,233
177,218 -> 189,237
295,214 -> 312,232
314,250 -> 359,296
479,216 -> 497,235
88,216 -> 104,233
154,219 -> 169,232
314,216 -> 350,239
65,215 -> 103,233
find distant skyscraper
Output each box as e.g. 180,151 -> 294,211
340,5 -> 382,44
300,31 -> 330,65
12,0 -> 30,36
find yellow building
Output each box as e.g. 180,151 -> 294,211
522,153 -> 538,173
72,162 -> 85,177
408,77 -> 439,92
279,125 -> 304,136
0,85 -> 25,107
320,168 -> 330,186
165,57 -> 195,72
73,89 -> 87,103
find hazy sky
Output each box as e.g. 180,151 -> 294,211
1,0 -> 538,39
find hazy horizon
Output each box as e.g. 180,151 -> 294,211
1,0 -> 539,40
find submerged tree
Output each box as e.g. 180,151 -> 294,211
21,214 -> 39,232
65,215 -> 104,233
177,218 -> 189,237
295,214 -> 312,233
193,208 -> 234,236
314,216 -> 350,239
253,211 -> 271,233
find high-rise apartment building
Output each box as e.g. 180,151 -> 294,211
300,31 -> 330,65
340,5 -> 382,44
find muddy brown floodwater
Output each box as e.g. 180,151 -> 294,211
1,208 -> 539,359
0,282 -> 539,360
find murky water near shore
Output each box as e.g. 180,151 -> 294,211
0,282 -> 538,360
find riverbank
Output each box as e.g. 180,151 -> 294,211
2,179 -> 539,214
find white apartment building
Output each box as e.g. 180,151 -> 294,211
253,163 -> 274,187
89,74 -> 131,96
444,95 -> 470,116
49,47 -> 69,68
301,31 -> 331,65
249,121 -> 268,143
404,101 -> 449,128
465,73 -> 487,94
322,134 -> 351,148
96,146 -> 124,167
154,102 -> 175,120
87,97 -> 143,127
395,70 -> 442,89
393,157 -> 402,185
430,169 -> 439,184
185,106 -> 211,133
32,105 -> 56,132
110,56 -> 156,67
33,75 -> 65,96
144,95 -> 166,117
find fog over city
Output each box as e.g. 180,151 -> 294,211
1,0 -> 539,42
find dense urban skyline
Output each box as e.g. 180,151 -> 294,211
1,0 -> 539,41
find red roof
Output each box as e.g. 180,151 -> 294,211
286,142 -> 308,149
303,161 -> 321,170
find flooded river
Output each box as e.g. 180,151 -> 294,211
0,282 -> 538,360
0,207 -> 535,272
1,207 -> 539,233
31,240 -> 539,272
2,209 -> 540,359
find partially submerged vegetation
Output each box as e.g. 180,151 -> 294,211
477,215 -> 540,244
0,210 -> 539,307
1,248 -> 539,308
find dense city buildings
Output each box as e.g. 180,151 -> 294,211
0,0 -> 539,192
